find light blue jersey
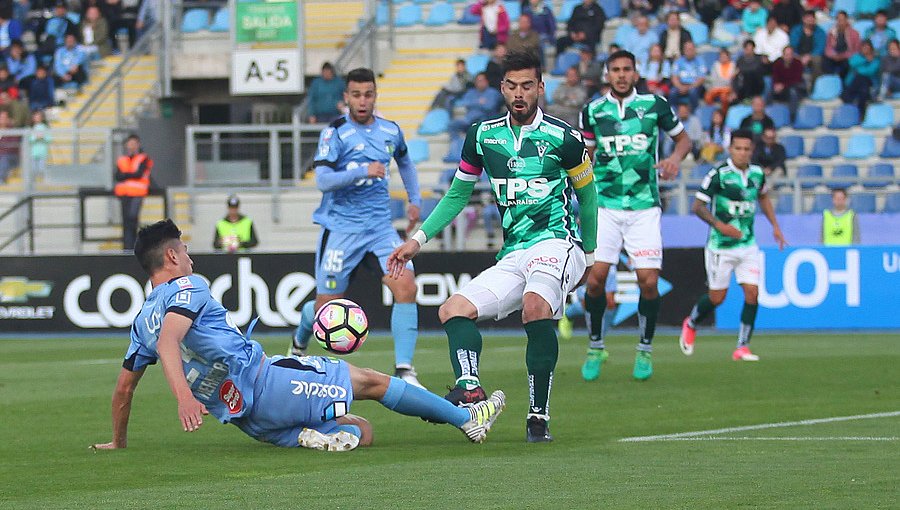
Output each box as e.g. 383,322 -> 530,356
123,275 -> 265,424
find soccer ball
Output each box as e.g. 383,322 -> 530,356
313,299 -> 369,354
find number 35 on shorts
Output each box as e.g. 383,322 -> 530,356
322,249 -> 344,272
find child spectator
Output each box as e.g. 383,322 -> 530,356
28,66 -> 55,111
29,109 -> 51,180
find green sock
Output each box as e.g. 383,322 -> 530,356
584,292 -> 606,347
443,317 -> 482,387
688,294 -> 716,327
524,319 -> 558,418
738,303 -> 758,347
637,296 -> 660,352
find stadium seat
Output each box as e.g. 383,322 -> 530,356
209,8 -> 229,32
699,50 -> 718,70
394,4 -> 422,26
544,78 -> 562,104
181,9 -> 210,33
765,104 -> 791,129
829,164 -> 858,189
781,135 -> 805,159
696,104 -> 716,131
425,2 -> 456,26
852,193 -> 876,213
599,0 -> 622,18
796,164 -> 823,189
552,51 -> 580,76
465,53 -> 490,75
793,105 -> 824,130
880,137 -> 900,158
503,1 -> 521,22
860,103 -> 894,129
866,163 -> 894,188
663,194 -> 681,215
809,135 -> 839,159
830,0 -> 856,17
843,134 -> 875,159
407,139 -> 430,163
775,193 -> 794,214
883,192 -> 900,213
725,104 -> 752,130
458,5 -> 481,24
810,75 -> 842,101
828,104 -> 860,129
852,20 -> 874,35
712,21 -> 742,47
418,109 -> 450,135
810,192 -> 833,213
614,25 -> 636,46
558,0 -> 580,22
890,18 -> 900,37
685,23 -> 709,46
376,2 -> 390,25
856,0 -> 889,16
420,197 -> 440,220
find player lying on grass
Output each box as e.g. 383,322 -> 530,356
91,220 -> 505,452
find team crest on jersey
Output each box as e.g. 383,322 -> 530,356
385,142 -> 395,154
507,156 -> 526,171
534,140 -> 550,160
175,290 -> 191,305
176,277 -> 192,290
634,107 -> 647,119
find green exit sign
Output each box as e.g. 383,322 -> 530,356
235,0 -> 298,44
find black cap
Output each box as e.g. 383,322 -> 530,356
227,195 -> 240,208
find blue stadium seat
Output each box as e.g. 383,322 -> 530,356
830,0 -> 856,17
781,135 -> 805,159
544,78 -> 562,104
599,0 -> 622,18
390,198 -> 406,220
552,51 -> 580,76
458,5 -> 481,24
852,19 -> 874,35
425,2 -> 456,26
558,0 -> 580,22
765,104 -> 791,129
614,25 -> 636,46
376,2 -> 390,25
696,104 -> 716,131
503,1 -> 521,22
890,19 -> 900,37
663,195 -> 681,215
699,50 -> 718,70
856,0 -> 889,16
880,137 -> 900,158
810,75 -> 842,101
810,193 -> 833,213
829,164 -> 858,189
209,8 -> 229,32
725,104 -> 752,130
809,135 -> 839,159
866,163 -> 894,188
792,105 -> 824,130
713,21 -> 742,47
796,164 -> 823,189
827,103 -> 860,129
775,193 -> 794,214
465,53 -> 490,75
883,192 -> 900,213
420,197 -> 440,220
407,139 -> 430,163
852,193 -> 876,213
418,108 -> 451,135
685,23 -> 709,46
861,103 -> 894,129
843,134 -> 875,159
181,9 -> 210,33
395,4 -> 422,26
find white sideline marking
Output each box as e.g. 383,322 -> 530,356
72,358 -> 120,365
643,436 -> 898,442
619,411 -> 900,443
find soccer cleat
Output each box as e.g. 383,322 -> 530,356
732,346 -> 759,361
289,327 -> 308,357
526,416 -> 553,443
581,348 -> 609,381
557,315 -> 573,341
394,366 -> 425,389
633,351 -> 653,380
460,390 -> 506,443
679,317 -> 696,356
445,385 -> 487,406
298,428 -> 360,452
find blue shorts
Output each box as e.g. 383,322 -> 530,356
233,355 -> 355,448
315,226 -> 414,294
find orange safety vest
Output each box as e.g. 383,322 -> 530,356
114,153 -> 152,197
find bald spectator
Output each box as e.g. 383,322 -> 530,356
659,11 -> 692,61
546,66 -> 587,126
753,16 -> 790,64
506,13 -> 541,59
824,11 -> 861,79
80,6 -> 111,59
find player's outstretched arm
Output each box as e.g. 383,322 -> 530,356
758,192 -> 787,249
692,197 -> 742,239
91,366 -> 146,450
158,312 -> 209,432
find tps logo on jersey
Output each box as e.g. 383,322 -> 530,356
0,277 -> 52,303
597,134 -> 650,154
490,177 -> 551,204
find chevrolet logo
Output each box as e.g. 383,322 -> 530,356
0,277 -> 53,303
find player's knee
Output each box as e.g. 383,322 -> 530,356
390,275 -> 418,303
744,286 -> 759,304
521,292 -> 553,323
637,272 -> 658,294
708,291 -> 727,306
438,295 -> 477,323
349,365 -> 391,399
585,266 -> 608,295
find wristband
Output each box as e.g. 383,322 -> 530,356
585,252 -> 595,266
411,230 -> 428,246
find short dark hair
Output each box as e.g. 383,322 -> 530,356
743,39 -> 756,48
836,10 -> 848,18
803,9 -> 815,17
125,134 -> 140,143
502,50 -> 542,81
730,129 -> 754,144
321,62 -> 334,72
346,68 -> 376,87
134,219 -> 182,275
832,188 -> 848,197
875,9 -> 887,17
606,49 -> 636,69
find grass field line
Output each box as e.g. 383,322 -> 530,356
638,436 -> 898,442
619,411 -> 900,443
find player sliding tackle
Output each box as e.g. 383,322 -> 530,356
91,220 -> 504,452
388,51 -> 598,443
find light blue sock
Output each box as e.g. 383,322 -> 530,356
565,299 -> 585,319
292,301 -> 316,349
601,306 -> 616,340
391,302 -> 418,367
380,377 -> 470,427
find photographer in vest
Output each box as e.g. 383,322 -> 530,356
822,188 -> 859,246
114,134 -> 153,251
213,195 -> 259,253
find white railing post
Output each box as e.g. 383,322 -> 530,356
269,129 -> 281,223
186,125 -> 197,223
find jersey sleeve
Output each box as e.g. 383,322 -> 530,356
654,96 -> 685,137
163,276 -> 211,322
758,170 -> 769,195
579,104 -> 596,147
457,122 -> 484,180
312,125 -> 342,169
560,128 -> 592,187
695,169 -> 720,203
123,325 -> 158,372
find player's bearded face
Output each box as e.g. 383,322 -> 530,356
345,81 -> 377,124
607,57 -> 637,97
502,69 -> 543,124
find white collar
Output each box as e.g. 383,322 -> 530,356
506,107 -> 544,132
726,158 -> 750,173
605,89 -> 638,106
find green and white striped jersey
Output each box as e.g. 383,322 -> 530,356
696,159 -> 769,250
579,90 -> 683,210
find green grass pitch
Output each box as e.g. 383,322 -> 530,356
1,331 -> 898,509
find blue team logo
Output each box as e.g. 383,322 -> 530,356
385,142 -> 395,155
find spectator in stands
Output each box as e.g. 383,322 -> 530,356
695,0 -> 723,30
114,133 -> 153,250
624,15 -> 657,66
0,12 -> 23,55
54,33 -> 88,89
523,0 -> 556,50
741,0 -> 768,36
628,0 -> 663,17
771,46 -> 806,120
431,59 -> 472,110
546,66 -> 587,126
751,127 -> 787,176
80,5 -> 112,60
213,195 -> 260,253
556,0 -> 605,55
576,44 -> 603,97
804,0 -> 826,11
824,11 -> 861,78
770,0 -> 803,33
6,40 -> 36,87
506,13 -> 541,60
740,96 -> 775,137
103,0 -> 138,53
485,44 -> 506,89
29,109 -> 50,180
637,43 -> 672,95
449,72 -> 503,143
27,65 -> 55,111
704,48 -> 736,112
754,16 -> 790,64
733,39 -> 766,100
841,40 -> 880,113
0,110 -> 20,184
882,39 -> 900,97
790,10 -> 826,84
659,11 -> 692,61
0,90 -> 28,127
0,67 -> 18,100
700,108 -> 730,162
821,188 -> 859,245
306,62 -> 345,124
666,103 -> 703,159
42,2 -> 75,53
470,0 -> 510,50
865,11 -> 896,57
723,0 -> 750,22
670,41 -> 707,109
659,0 -> 690,21
136,0 -> 159,40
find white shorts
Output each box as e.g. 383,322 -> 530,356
704,245 -> 760,290
595,207 -> 662,269
456,238 -> 586,321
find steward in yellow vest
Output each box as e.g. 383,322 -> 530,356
214,195 -> 259,252
821,189 -> 859,246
